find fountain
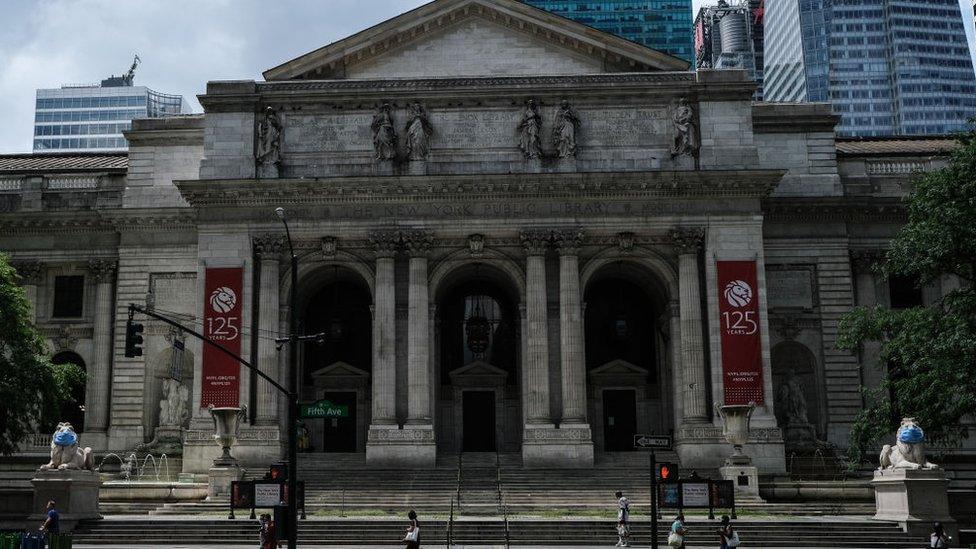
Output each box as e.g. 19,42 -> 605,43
97,452 -> 174,482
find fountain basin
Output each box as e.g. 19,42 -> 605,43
100,481 -> 207,503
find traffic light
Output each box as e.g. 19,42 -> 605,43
657,462 -> 678,481
124,318 -> 144,358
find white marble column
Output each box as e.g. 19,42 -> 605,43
405,232 -> 432,424
253,235 -> 283,425
521,231 -> 552,425
670,228 -> 708,423
555,230 -> 587,424
12,261 -> 43,324
370,233 -> 399,425
87,259 -> 117,434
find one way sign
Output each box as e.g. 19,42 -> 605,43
633,434 -> 672,450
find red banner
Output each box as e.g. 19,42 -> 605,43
202,267 -> 243,407
717,261 -> 764,405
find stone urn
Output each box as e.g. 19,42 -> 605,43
716,403 -> 755,465
209,406 -> 242,467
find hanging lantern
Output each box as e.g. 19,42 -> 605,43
465,295 -> 491,355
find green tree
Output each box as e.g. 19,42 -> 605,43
0,253 -> 86,455
838,134 -> 976,465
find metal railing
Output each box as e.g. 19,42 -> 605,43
495,449 -> 510,549
455,450 -> 463,512
447,496 -> 455,548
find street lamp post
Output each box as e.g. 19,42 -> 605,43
275,207 -> 300,549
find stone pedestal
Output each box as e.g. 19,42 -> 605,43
522,425 -> 594,468
366,425 -> 436,468
719,464 -> 763,502
30,470 -> 102,531
783,422 -> 817,449
207,465 -> 242,500
872,469 -> 957,541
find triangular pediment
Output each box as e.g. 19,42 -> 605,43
263,0 -> 688,81
589,359 -> 649,378
449,359 -> 508,379
310,361 -> 370,379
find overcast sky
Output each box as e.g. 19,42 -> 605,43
6,0 -> 974,154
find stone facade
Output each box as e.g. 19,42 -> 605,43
1,0 -> 970,473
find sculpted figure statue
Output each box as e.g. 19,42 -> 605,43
405,102 -> 433,161
552,100 -> 581,158
256,106 -> 283,177
159,378 -> 189,427
40,423 -> 95,471
517,99 -> 543,159
776,370 -> 810,425
670,98 -> 699,158
371,103 -> 398,161
879,417 -> 939,470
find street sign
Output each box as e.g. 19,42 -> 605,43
633,434 -> 672,450
299,399 -> 349,419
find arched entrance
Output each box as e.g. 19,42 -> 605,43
299,267 -> 372,453
583,261 -> 673,452
434,263 -> 522,454
51,351 -> 87,432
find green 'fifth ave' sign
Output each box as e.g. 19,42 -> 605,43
300,400 -> 349,419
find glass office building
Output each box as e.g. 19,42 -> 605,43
765,0 -> 976,136
34,78 -> 190,153
522,1 -> 695,64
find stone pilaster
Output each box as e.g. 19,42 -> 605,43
554,229 -> 587,424
253,235 -> 284,426
520,231 -> 552,425
11,260 -> 43,323
670,228 -> 708,423
369,232 -> 398,426
87,259 -> 117,435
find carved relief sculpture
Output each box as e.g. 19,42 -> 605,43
670,98 -> 699,159
552,100 -> 581,158
517,99 -> 543,159
256,106 -> 283,178
371,103 -> 398,161
158,378 -> 189,427
405,102 -> 433,161
776,370 -> 810,426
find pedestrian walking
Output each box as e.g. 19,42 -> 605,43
668,512 -> 686,548
717,515 -> 739,549
403,509 -> 420,549
39,500 -> 60,535
614,491 -> 631,547
930,522 -> 950,548
259,513 -> 276,549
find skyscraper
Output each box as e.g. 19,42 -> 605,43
695,0 -> 765,99
522,1 -> 695,63
765,0 -> 976,136
33,58 -> 191,153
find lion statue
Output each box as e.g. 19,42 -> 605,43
879,417 -> 939,470
39,423 -> 95,472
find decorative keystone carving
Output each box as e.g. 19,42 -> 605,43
253,234 -> 286,259
88,259 -> 118,283
369,231 -> 401,258
11,260 -> 43,284
668,227 -> 705,254
520,230 -> 551,255
616,232 -> 636,252
402,230 -> 433,256
553,229 -> 585,255
467,234 -> 485,255
850,249 -> 886,274
321,236 -> 338,257
55,325 -> 77,351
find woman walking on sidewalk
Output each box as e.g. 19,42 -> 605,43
615,491 -> 631,547
403,509 -> 421,549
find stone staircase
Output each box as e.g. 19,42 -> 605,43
70,517 -> 917,547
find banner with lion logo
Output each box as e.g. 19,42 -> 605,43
717,260 -> 764,405
202,267 -> 243,407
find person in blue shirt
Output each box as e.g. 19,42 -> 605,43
40,500 -> 60,535
670,513 -> 686,548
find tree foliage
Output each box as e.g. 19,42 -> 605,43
0,253 -> 86,455
838,133 -> 976,465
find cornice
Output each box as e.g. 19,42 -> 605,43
0,208 -> 197,236
176,170 -> 785,208
123,128 -> 204,147
762,197 -> 907,223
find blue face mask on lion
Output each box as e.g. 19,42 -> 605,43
897,424 -> 925,444
39,423 -> 95,472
